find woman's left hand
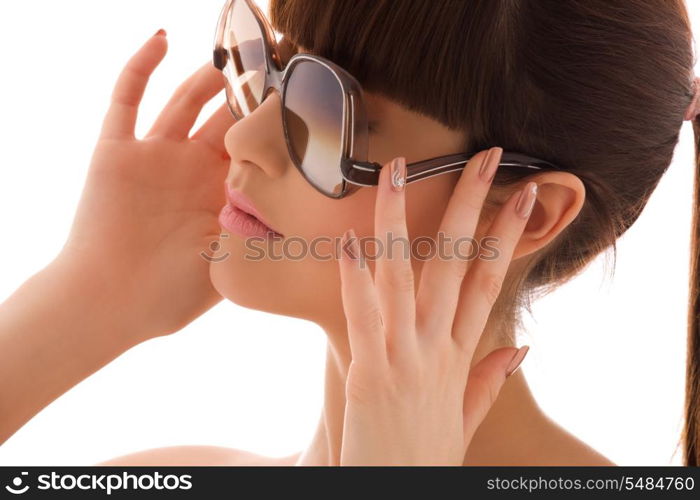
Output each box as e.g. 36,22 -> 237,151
337,147 -> 536,465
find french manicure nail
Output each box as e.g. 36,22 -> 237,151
154,28 -> 167,37
505,345 -> 530,377
479,147 -> 501,182
515,182 -> 538,219
390,157 -> 406,192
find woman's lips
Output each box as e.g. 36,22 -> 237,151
218,186 -> 283,239
218,202 -> 282,238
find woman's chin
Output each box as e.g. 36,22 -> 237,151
209,258 -> 269,312
207,237 -> 342,322
207,256 -> 297,318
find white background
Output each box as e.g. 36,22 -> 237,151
0,0 -> 697,466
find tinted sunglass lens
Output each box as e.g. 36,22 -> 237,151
223,0 -> 267,118
283,60 -> 346,196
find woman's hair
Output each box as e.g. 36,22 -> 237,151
269,0 -> 698,465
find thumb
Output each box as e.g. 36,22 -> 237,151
462,345 -> 530,445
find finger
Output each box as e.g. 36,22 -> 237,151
373,156 -> 417,361
452,181 -> 538,354
190,101 -> 237,159
338,228 -> 387,367
145,61 -> 226,140
415,147 -> 500,336
462,346 -> 529,445
100,33 -> 168,140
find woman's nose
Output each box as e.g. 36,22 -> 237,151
223,90 -> 289,179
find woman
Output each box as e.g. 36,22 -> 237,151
0,0 -> 697,465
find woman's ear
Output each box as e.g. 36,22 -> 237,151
512,171 -> 586,260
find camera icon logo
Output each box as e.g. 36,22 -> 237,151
5,472 -> 29,495
200,234 -> 230,262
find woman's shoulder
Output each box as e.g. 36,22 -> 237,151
95,445 -> 301,466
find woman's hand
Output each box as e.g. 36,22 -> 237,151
337,148 -> 536,465
58,31 -> 235,342
0,32 -> 236,441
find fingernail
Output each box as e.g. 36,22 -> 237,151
479,147 -> 501,182
505,345 -> 530,377
154,28 -> 167,37
515,182 -> 538,219
390,157 -> 406,192
342,228 -> 359,260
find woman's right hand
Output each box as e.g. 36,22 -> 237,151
56,30 -> 235,342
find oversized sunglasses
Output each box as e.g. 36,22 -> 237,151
212,0 -> 561,199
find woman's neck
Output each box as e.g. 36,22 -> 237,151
294,320 -> 547,466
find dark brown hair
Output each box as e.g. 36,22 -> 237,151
269,0 -> 698,465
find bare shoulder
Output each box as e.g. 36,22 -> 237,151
95,446 -> 301,466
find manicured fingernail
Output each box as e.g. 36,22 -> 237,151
154,28 -> 167,37
342,228 -> 359,260
505,345 -> 529,377
515,182 -> 538,219
479,147 -> 501,182
390,157 -> 406,192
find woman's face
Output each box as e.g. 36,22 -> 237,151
209,42 -> 470,332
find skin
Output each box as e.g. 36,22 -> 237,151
0,32 -> 615,465
206,40 -> 615,466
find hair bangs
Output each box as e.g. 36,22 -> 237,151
268,0 -> 509,137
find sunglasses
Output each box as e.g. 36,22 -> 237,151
212,0 -> 561,199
